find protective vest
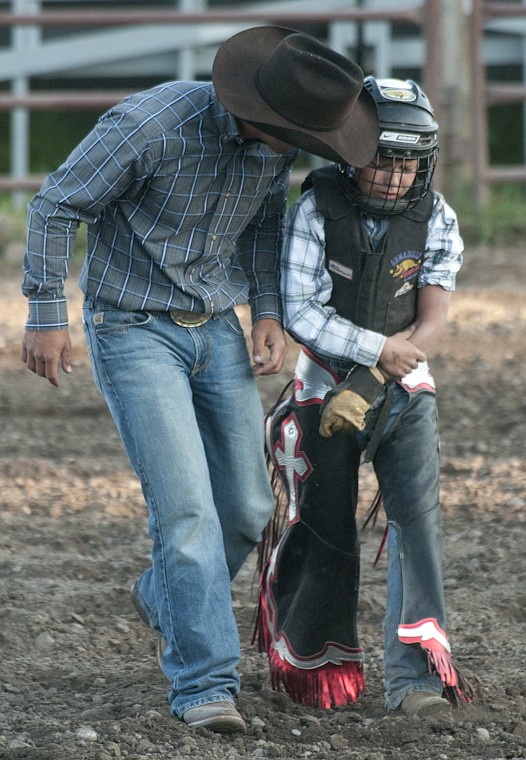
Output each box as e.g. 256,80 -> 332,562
305,166 -> 434,336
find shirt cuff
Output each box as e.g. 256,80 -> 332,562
250,292 -> 283,324
26,298 -> 69,330
351,330 -> 386,368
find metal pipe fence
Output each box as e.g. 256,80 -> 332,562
2,0 -> 526,208
469,0 -> 526,208
0,3 -> 436,193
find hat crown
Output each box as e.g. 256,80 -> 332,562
212,26 -> 379,166
255,34 -> 364,132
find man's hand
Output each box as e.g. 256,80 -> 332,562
21,329 -> 72,387
319,366 -> 385,437
251,318 -> 287,376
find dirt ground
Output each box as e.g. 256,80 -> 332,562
0,243 -> 525,760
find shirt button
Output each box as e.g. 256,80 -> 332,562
211,235 -> 217,241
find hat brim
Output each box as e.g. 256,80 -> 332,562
213,26 -> 379,167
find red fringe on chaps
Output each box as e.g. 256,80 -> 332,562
267,649 -> 365,710
255,561 -> 365,710
398,618 -> 474,705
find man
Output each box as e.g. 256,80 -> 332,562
20,26 -> 378,733
259,77 -> 473,718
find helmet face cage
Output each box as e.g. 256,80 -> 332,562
347,77 -> 439,218
353,146 -> 438,218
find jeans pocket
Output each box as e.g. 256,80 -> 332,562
218,309 -> 244,337
90,305 -> 153,335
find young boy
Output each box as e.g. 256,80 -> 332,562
258,77 -> 473,717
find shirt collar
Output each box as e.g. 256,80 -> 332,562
210,88 -> 243,143
211,87 -> 298,159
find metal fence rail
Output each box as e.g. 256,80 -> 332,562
0,2 -> 437,194
1,0 -> 525,208
0,8 -> 424,25
470,0 -> 526,208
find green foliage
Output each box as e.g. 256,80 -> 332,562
0,195 -> 28,241
30,111 -> 102,174
0,111 -> 102,174
456,183 -> 526,246
488,104 -> 524,165
286,184 -> 302,209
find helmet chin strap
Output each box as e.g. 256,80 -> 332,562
354,192 -> 412,218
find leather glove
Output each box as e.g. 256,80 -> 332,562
319,366 -> 385,438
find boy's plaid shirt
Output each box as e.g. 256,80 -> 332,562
280,188 -> 464,367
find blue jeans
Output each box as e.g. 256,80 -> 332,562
356,385 -> 445,710
83,301 -> 274,716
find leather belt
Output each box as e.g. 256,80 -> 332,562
169,309 -> 211,327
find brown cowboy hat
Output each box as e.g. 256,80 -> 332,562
212,26 -> 379,167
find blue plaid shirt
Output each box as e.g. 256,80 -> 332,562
281,188 -> 464,367
23,81 -> 298,330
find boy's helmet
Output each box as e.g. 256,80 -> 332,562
346,77 -> 439,217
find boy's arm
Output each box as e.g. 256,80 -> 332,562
406,191 -> 461,357
408,283 -> 452,353
379,191 -> 461,378
320,286 -> 448,438
281,193 -> 386,367
377,285 -> 450,379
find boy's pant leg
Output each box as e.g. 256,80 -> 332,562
372,391 -> 445,710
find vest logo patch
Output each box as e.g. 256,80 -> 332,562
389,251 -> 422,285
328,259 -> 354,281
394,281 -> 415,298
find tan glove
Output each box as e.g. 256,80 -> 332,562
319,366 -> 385,438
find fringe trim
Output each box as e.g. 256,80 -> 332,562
362,489 -> 388,567
256,563 -> 364,709
257,379 -> 295,579
252,462 -> 289,650
424,640 -> 474,705
362,488 -> 383,530
398,618 -> 474,705
268,647 -> 365,709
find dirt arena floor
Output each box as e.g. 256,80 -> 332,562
0,243 -> 525,760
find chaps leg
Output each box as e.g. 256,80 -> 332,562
258,375 -> 364,708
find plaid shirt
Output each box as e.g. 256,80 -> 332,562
281,188 -> 463,367
23,81 -> 297,330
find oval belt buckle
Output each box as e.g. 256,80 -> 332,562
169,309 -> 211,327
